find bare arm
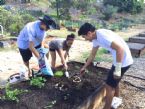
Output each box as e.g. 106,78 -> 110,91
111,41 -> 124,79
111,41 -> 124,63
57,49 -> 66,65
29,41 -> 39,58
41,40 -> 49,48
64,51 -> 68,59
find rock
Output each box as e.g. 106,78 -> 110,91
8,68 -> 12,70
0,69 -> 2,72
0,41 -> 4,48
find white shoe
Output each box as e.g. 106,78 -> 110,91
8,73 -> 21,84
111,97 -> 122,109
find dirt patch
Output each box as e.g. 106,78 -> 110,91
0,61 -> 108,109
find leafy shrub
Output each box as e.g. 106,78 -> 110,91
30,77 -> 46,88
0,0 -> 5,5
54,71 -> 64,77
9,23 -> 23,36
102,5 -> 118,20
103,0 -> 144,14
0,84 -> 28,102
0,7 -> 35,36
0,7 -> 11,27
44,100 -> 56,109
21,14 -> 35,24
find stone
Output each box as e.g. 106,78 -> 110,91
0,41 -> 4,48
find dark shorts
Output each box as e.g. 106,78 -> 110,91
49,48 -> 56,52
19,44 -> 41,62
106,65 -> 131,88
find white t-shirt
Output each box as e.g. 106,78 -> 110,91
92,29 -> 133,67
17,20 -> 46,49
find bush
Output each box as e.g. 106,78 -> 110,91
0,6 -> 11,27
102,5 -> 118,20
30,77 -> 46,88
21,14 -> 35,24
0,84 -> 28,102
103,0 -> 144,14
9,23 -> 23,36
0,7 -> 35,36
0,0 -> 5,5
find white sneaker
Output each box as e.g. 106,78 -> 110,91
111,97 -> 122,109
8,74 -> 21,84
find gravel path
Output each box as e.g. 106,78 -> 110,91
118,56 -> 145,109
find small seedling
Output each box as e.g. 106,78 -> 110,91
74,65 -> 80,70
44,100 -> 56,109
30,77 -> 46,88
0,84 -> 28,102
54,71 -> 64,77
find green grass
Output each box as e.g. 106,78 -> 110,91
82,48 -> 112,62
46,30 -> 80,39
31,0 -> 51,8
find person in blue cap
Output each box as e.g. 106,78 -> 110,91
17,15 -> 57,78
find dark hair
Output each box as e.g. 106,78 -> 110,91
78,23 -> 96,36
66,33 -> 75,40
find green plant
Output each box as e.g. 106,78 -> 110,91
44,100 -> 56,109
9,23 -> 23,36
30,77 -> 46,88
102,5 -> 118,20
103,0 -> 144,14
0,0 -> 5,5
54,71 -> 64,77
21,14 -> 35,24
94,48 -> 112,62
82,48 -> 112,62
0,7 -> 36,37
0,84 -> 28,102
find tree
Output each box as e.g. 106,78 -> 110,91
103,0 -> 144,14
50,0 -> 73,20
50,0 -> 97,20
0,0 -> 5,5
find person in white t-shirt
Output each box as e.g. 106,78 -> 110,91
17,15 -> 57,78
78,23 -> 133,109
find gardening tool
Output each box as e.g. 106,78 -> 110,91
65,70 -> 70,78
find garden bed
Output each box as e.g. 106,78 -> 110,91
0,61 -> 109,109
129,36 -> 145,44
127,42 -> 145,57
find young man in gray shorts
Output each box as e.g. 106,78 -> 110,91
49,34 -> 75,71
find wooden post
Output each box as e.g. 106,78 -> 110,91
77,82 -> 106,109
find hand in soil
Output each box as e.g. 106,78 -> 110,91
63,63 -> 68,71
